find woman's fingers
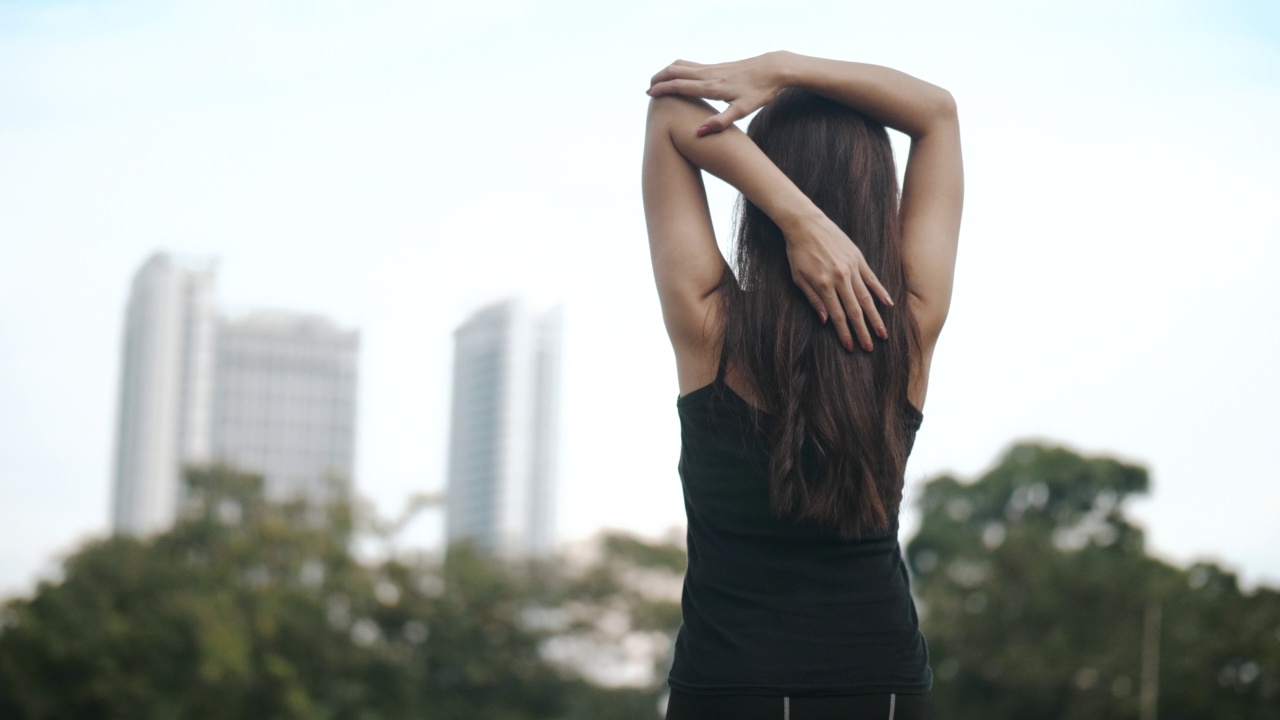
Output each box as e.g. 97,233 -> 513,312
697,104 -> 747,136
820,267 -> 886,351
649,62 -> 709,88
860,275 -> 890,340
795,277 -> 829,324
649,60 -> 766,134
852,274 -> 888,340
648,79 -> 710,98
861,265 -> 894,308
648,79 -> 737,105
819,285 -> 855,352
837,281 -> 875,352
784,218 -> 892,352
649,62 -> 693,85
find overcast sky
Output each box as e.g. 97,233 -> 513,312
2,0 -> 1278,598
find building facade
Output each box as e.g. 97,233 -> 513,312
211,312 -> 359,504
446,300 -> 560,557
110,252 -> 359,535
110,254 -> 217,535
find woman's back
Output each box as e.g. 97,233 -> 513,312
669,377 -> 931,695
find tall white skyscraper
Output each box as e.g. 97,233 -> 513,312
212,312 -> 359,504
111,253 -> 217,535
111,252 -> 360,535
446,300 -> 561,557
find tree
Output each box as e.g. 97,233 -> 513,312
0,465 -> 379,719
13,444 -> 1272,719
0,466 -> 675,720
907,442 -> 1280,720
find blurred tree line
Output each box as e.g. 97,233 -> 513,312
1,443 -> 1277,719
908,443 -> 1280,719
0,467 -> 678,719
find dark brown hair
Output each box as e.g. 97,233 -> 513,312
719,88 -> 919,539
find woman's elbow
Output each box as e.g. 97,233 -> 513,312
932,88 -> 958,125
647,94 -> 715,131
647,95 -> 682,125
908,88 -> 957,140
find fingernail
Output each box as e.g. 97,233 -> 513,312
878,326 -> 888,339
819,310 -> 828,324
845,340 -> 854,352
697,125 -> 710,137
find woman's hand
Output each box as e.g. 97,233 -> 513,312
781,210 -> 892,353
648,52 -> 791,137
647,51 -> 893,352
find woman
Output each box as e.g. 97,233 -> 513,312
642,51 -> 962,720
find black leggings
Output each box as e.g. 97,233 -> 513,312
665,689 -> 932,720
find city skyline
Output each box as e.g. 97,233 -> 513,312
110,252 -> 360,535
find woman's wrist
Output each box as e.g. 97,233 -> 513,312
765,50 -> 802,89
773,201 -> 826,240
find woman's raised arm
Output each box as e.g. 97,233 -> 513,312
649,53 -> 963,395
643,93 -> 892,389
783,55 -> 963,357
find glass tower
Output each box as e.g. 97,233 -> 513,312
446,300 -> 560,557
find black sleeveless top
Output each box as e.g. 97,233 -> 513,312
668,377 -> 932,696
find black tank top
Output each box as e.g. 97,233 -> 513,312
668,376 -> 932,696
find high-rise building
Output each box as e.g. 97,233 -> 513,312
211,312 -> 359,504
110,253 -> 217,535
110,252 -> 360,535
446,300 -> 561,557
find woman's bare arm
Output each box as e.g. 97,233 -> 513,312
642,94 -> 727,385
782,56 -> 963,352
649,52 -> 963,400
644,93 -> 891,393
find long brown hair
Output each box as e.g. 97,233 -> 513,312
719,88 -> 919,539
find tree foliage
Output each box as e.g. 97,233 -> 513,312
0,465 -> 674,720
3,443 -> 1278,719
908,443 -> 1280,719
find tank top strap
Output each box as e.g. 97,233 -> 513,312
714,345 -> 730,385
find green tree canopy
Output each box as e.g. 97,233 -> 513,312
3,444 -> 1278,719
0,465 -> 670,720
908,443 -> 1280,720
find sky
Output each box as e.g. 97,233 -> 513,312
1,0 -> 1278,599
